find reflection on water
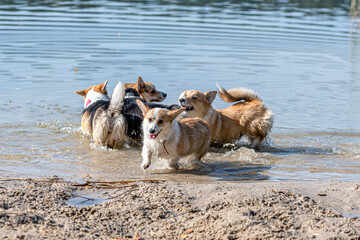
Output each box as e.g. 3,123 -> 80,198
0,0 -> 360,182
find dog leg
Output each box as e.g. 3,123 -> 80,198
190,152 -> 207,169
141,146 -> 152,169
190,160 -> 205,169
168,157 -> 180,170
249,138 -> 260,149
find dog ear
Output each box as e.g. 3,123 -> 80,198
168,108 -> 185,122
204,91 -> 217,104
136,99 -> 150,116
74,90 -> 86,97
92,80 -> 108,95
124,83 -> 136,89
136,76 -> 145,90
99,80 -> 108,94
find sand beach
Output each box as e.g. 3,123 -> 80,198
1,178 -> 359,239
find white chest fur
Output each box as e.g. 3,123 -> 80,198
145,121 -> 180,158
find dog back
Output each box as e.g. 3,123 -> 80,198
176,118 -> 211,157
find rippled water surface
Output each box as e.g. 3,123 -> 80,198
1,0 -> 360,182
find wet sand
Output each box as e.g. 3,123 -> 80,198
0,179 -> 359,239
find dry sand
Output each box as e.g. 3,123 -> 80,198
0,179 -> 360,239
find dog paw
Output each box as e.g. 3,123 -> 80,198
141,162 -> 150,169
190,161 -> 206,169
168,162 -> 179,170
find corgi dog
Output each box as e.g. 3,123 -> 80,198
75,80 -> 180,146
178,84 -> 273,148
136,100 -> 211,170
124,76 -> 167,102
75,80 -> 127,147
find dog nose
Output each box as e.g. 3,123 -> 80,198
149,129 -> 155,134
179,98 -> 185,102
163,93 -> 167,98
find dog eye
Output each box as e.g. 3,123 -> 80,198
151,90 -> 155,94
158,119 -> 163,124
148,118 -> 152,122
192,96 -> 197,99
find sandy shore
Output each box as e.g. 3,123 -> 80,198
0,179 -> 359,239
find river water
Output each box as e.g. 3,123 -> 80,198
1,0 -> 360,182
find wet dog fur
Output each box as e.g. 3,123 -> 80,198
121,94 -> 181,139
75,80 -> 180,147
75,80 -> 127,147
124,76 -> 167,103
136,100 -> 211,170
178,84 -> 273,148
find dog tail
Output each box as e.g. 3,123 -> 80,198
108,81 -> 125,114
93,81 -> 126,147
216,83 -> 261,103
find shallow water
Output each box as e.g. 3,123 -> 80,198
1,0 -> 360,182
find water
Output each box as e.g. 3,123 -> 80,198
1,0 -> 360,183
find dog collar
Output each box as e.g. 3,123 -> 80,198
85,99 -> 92,108
163,141 -> 169,154
84,87 -> 110,109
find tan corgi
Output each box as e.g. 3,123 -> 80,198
75,80 -> 127,147
178,84 -> 273,148
124,76 -> 167,102
136,100 -> 211,170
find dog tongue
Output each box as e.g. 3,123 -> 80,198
150,134 -> 157,139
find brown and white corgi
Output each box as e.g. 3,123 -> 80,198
124,76 -> 167,103
178,84 -> 273,148
75,80 -> 127,147
136,100 -> 211,170
75,80 -> 180,147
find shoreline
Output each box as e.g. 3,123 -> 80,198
1,178 -> 360,239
